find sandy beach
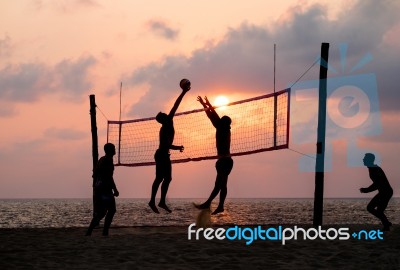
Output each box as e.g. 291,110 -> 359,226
0,225 -> 399,269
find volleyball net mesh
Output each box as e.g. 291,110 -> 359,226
107,88 -> 290,166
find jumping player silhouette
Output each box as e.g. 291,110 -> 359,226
148,79 -> 191,213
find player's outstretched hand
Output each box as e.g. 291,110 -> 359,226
204,96 -> 212,106
197,96 -> 205,105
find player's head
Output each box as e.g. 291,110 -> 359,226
363,153 -> 375,166
156,112 -> 168,124
104,143 -> 116,156
220,115 -> 231,128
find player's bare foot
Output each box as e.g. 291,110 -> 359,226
383,221 -> 392,231
193,202 -> 210,210
148,202 -> 159,214
211,207 -> 224,215
158,203 -> 172,213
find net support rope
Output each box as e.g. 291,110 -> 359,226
107,88 -> 290,166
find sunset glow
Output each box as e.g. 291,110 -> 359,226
214,95 -> 229,108
0,1 -> 399,199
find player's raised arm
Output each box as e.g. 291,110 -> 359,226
203,96 -> 220,127
168,79 -> 191,118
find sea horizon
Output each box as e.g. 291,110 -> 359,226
1,198 -> 398,229
1,196 -> 399,200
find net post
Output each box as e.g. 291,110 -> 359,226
273,43 -> 277,148
286,88 -> 291,147
274,43 -> 276,93
313,42 -> 329,227
274,93 -> 277,147
106,121 -> 109,143
118,122 -> 122,165
89,94 -> 98,217
89,95 -> 99,172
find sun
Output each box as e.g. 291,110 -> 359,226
214,95 -> 229,108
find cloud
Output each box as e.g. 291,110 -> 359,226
0,56 -> 97,105
11,139 -> 48,155
54,56 -> 97,101
0,34 -> 13,58
29,0 -> 101,13
30,0 -> 44,11
0,63 -> 49,102
44,127 -> 87,140
125,0 -> 400,118
76,0 -> 100,8
147,19 -> 179,40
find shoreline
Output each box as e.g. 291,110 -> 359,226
1,225 -> 399,269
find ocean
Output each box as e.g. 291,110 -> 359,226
0,198 -> 398,228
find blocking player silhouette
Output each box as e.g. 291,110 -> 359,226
195,96 -> 233,215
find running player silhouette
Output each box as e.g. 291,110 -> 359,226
360,153 -> 393,231
148,80 -> 190,213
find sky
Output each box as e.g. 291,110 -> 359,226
1,0 -> 399,199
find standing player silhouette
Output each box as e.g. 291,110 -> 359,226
148,79 -> 191,213
360,153 -> 393,230
86,143 -> 119,236
195,96 -> 233,215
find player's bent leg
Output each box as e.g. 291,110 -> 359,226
377,194 -> 393,230
366,195 -> 380,217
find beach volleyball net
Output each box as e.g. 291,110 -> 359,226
107,88 -> 290,166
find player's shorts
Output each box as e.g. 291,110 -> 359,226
155,149 -> 172,179
216,157 -> 233,175
94,192 -> 116,213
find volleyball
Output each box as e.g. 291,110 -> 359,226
180,78 -> 191,89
